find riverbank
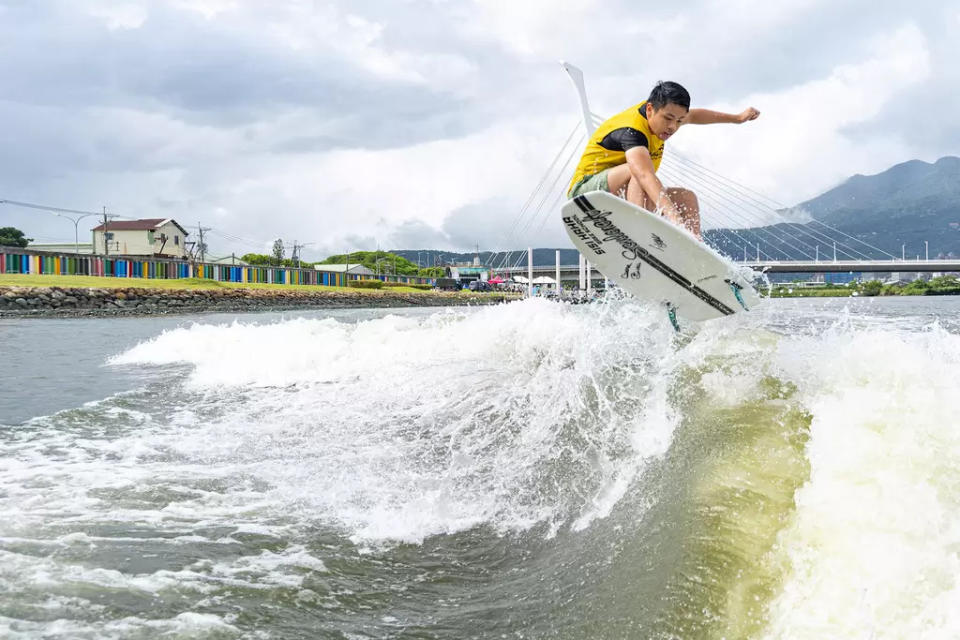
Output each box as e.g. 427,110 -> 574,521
768,275 -> 960,298
0,281 -> 517,318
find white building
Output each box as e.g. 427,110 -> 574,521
207,254 -> 250,266
29,242 -> 95,255
313,263 -> 375,277
91,219 -> 190,258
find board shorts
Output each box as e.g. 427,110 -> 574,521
568,168 -> 612,198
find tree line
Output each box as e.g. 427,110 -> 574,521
240,248 -> 444,277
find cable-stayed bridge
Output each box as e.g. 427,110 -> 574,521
477,63 -> 960,285
496,259 -> 959,284
741,259 -> 960,273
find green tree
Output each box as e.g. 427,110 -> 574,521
903,278 -> 931,296
241,252 -> 313,269
927,275 -> 960,295
0,226 -> 32,248
319,251 -> 423,276
241,253 -> 274,266
272,239 -> 285,266
861,280 -> 883,296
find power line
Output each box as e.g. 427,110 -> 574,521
0,198 -> 136,220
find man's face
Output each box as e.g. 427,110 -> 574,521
645,102 -> 689,141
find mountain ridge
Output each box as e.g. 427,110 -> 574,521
392,156 -> 960,265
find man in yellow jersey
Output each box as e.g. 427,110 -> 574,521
568,81 -> 759,239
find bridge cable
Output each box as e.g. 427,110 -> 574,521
663,154 -> 874,260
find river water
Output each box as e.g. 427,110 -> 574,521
1,296 -> 959,639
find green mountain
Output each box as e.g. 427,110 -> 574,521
707,156 -> 960,260
393,157 -> 960,265
796,156 -> 960,226
319,251 -> 442,276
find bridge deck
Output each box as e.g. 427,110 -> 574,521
498,259 -> 960,276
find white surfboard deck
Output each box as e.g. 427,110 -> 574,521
561,190 -> 761,322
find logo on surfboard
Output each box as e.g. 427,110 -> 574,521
650,233 -> 666,251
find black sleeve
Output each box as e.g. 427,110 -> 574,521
598,127 -> 649,152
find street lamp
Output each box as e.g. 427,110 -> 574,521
902,244 -> 905,261
51,211 -> 98,255
925,240 -> 929,261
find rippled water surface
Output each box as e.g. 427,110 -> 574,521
2,296 -> 960,639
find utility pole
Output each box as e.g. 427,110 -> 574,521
196,222 -> 211,263
102,207 -> 109,258
925,240 -> 929,261
101,207 -> 113,258
291,241 -> 301,269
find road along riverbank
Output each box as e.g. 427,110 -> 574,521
0,284 -> 518,317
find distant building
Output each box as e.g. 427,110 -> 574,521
90,218 -> 189,258
447,265 -> 489,283
29,242 -> 95,255
313,263 -> 375,277
207,254 -> 250,266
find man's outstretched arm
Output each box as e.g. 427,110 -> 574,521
686,107 -> 760,125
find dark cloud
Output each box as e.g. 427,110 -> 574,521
1,0 -> 956,257
0,2 -> 476,141
386,220 -> 449,251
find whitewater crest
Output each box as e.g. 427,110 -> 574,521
106,299 -> 684,544
4,298 -> 960,638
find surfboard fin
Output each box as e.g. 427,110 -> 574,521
666,304 -> 680,332
725,279 -> 749,311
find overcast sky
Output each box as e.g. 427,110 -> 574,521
1,0 -> 957,260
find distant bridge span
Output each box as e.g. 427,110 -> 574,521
496,259 -> 960,280
738,259 -> 960,273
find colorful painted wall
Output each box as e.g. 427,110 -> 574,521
0,248 -> 435,287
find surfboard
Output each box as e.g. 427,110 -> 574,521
561,190 -> 761,324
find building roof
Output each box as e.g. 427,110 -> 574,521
29,243 -> 95,255
207,255 -> 251,266
314,263 -> 375,275
91,218 -> 189,235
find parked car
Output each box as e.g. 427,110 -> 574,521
468,280 -> 492,292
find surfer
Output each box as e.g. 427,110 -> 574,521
567,81 -> 759,239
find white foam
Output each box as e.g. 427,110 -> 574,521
762,325 -> 960,638
14,298 -> 960,637
100,300 -> 683,544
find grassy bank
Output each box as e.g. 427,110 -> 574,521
1,274 -> 517,317
768,275 -> 960,298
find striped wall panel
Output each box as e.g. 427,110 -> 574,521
0,249 -> 435,288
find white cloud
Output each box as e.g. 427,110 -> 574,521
2,2 -> 956,257
85,0 -> 149,30
169,0 -> 238,20
668,23 -> 931,207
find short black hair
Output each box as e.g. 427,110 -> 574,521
647,81 -> 690,110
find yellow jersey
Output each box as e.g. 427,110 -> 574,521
568,101 -> 665,195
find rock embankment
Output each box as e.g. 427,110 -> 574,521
0,285 -> 518,317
